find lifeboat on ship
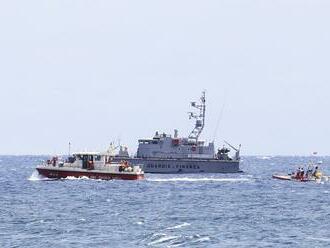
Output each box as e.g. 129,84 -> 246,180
36,152 -> 144,180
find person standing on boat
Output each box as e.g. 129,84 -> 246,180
306,166 -> 313,179
299,167 -> 305,180
295,167 -> 300,179
313,166 -> 322,179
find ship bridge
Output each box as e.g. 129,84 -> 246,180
137,130 -> 215,159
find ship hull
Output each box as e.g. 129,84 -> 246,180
113,158 -> 241,174
36,167 -> 144,180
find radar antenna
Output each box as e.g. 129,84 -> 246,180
188,91 -> 206,142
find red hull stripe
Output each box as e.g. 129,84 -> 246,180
37,168 -> 144,180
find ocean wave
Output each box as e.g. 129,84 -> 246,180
258,156 -> 272,160
148,234 -> 179,246
306,237 -> 330,243
147,177 -> 252,183
146,233 -> 212,247
192,236 -> 211,243
166,222 -> 190,230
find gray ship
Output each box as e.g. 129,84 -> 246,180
114,92 -> 241,173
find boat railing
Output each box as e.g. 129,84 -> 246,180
42,159 -> 143,173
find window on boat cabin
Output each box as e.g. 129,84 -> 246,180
95,155 -> 101,161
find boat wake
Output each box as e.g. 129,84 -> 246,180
63,176 -> 91,180
28,170 -> 48,181
28,171 -> 93,181
147,177 -> 252,183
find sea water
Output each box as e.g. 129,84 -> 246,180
0,156 -> 329,247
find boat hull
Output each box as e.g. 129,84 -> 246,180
36,167 -> 144,180
272,174 -> 315,182
113,157 -> 241,174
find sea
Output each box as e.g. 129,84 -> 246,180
1,156 -> 329,248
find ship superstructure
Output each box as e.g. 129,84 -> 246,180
114,92 -> 241,173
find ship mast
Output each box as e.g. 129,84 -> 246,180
188,91 -> 206,142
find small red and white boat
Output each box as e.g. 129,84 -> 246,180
36,152 -> 144,180
272,174 -> 316,182
272,167 -> 328,182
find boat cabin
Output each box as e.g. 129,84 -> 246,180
67,152 -> 113,170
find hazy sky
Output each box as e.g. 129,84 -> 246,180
0,1 -> 329,155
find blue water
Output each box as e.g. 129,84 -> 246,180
1,156 -> 330,248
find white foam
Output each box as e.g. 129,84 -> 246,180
166,222 -> 190,230
28,170 -> 48,181
28,172 -> 93,181
194,236 -> 210,242
259,156 -> 272,160
64,176 -> 90,180
307,237 -> 330,242
148,235 -> 179,246
147,177 -> 252,183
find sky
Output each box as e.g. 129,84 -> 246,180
0,0 -> 329,155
